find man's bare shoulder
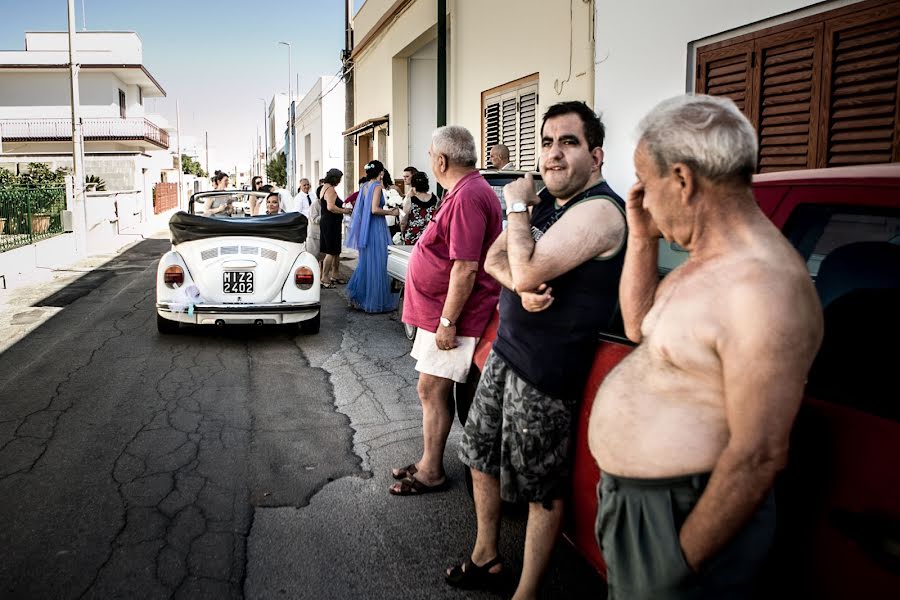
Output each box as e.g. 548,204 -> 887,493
548,197 -> 626,249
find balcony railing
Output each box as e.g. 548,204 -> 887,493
0,118 -> 169,149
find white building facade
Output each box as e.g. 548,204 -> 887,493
293,76 -> 345,189
594,0 -> 899,192
0,31 -> 169,191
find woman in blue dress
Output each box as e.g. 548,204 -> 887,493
346,160 -> 401,313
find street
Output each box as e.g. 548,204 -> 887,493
0,237 -> 603,599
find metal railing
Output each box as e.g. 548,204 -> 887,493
0,186 -> 67,252
0,118 -> 169,148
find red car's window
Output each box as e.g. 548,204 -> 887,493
783,204 -> 900,422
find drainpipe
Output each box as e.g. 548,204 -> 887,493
436,0 -> 447,196
343,0 -> 355,197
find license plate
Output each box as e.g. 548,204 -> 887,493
223,271 -> 253,293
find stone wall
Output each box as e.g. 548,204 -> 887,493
0,154 -> 141,190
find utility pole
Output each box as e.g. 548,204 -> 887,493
205,131 -> 209,177
278,41 -> 293,192
67,0 -> 87,255
343,0 -> 355,197
258,97 -> 269,182
176,99 -> 185,210
436,0 -> 447,196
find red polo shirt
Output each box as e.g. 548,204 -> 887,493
402,170 -> 502,337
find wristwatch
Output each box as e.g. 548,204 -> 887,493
439,317 -> 455,328
507,201 -> 527,215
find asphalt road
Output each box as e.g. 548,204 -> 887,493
0,238 -> 604,599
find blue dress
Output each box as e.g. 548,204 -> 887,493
346,182 -> 399,313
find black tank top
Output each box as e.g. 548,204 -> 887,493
492,180 -> 626,399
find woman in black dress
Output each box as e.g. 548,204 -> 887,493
318,168 -> 351,288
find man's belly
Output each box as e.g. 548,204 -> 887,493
588,350 -> 730,478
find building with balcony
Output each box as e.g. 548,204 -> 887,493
0,31 -> 168,190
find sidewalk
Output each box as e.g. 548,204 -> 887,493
0,209 -> 175,355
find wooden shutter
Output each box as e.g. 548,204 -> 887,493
756,26 -> 823,172
697,41 -> 756,121
518,85 -> 538,170
821,7 -> 900,166
483,98 -> 500,168
500,91 -> 518,167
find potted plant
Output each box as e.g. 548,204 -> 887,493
85,175 -> 106,192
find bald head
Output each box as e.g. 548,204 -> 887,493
490,144 -> 510,169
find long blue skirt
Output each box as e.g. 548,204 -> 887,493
346,219 -> 398,313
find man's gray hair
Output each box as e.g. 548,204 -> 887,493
432,125 -> 478,168
637,94 -> 758,184
492,144 -> 510,160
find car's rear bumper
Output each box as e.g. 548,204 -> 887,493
157,302 -> 319,325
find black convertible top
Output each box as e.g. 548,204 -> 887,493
169,211 -> 308,245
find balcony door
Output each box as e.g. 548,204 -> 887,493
118,89 -> 126,119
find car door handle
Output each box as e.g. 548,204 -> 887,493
831,509 -> 900,575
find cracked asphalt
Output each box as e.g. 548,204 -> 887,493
0,237 -> 603,599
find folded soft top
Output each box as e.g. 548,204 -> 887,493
169,211 -> 308,245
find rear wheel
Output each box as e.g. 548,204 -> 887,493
398,285 -> 417,342
299,312 -> 321,335
156,313 -> 180,334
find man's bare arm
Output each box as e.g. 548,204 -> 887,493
506,200 -> 625,292
677,275 -> 823,572
485,230 -> 514,290
619,182 -> 660,342
441,259 -> 479,323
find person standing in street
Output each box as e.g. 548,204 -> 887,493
390,125 -> 503,496
345,160 -> 400,313
446,102 -> 627,599
400,171 -> 439,245
318,169 -> 352,288
292,178 -> 314,217
589,94 -> 823,599
489,143 -> 516,170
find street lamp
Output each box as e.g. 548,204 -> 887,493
257,97 -> 268,180
278,41 -> 293,191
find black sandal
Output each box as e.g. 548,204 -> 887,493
445,556 -> 504,590
391,463 -> 417,480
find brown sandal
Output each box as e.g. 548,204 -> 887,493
389,474 -> 448,496
445,556 -> 505,590
391,463 -> 417,480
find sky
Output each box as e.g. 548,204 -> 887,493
0,0 -> 365,170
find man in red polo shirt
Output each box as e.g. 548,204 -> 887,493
389,125 -> 503,496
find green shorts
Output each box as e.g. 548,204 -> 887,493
596,472 -> 776,599
458,350 -> 577,507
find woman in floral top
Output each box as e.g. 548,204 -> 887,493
400,171 -> 439,245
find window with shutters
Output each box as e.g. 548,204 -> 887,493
481,75 -> 539,170
696,0 -> 900,172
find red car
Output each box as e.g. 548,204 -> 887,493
456,164 -> 900,598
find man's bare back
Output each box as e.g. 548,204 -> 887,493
589,214 -> 821,478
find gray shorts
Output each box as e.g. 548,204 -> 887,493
458,350 -> 577,506
596,472 -> 776,600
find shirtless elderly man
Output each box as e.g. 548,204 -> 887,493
589,94 -> 823,599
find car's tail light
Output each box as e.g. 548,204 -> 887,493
164,265 -> 184,287
295,266 -> 314,290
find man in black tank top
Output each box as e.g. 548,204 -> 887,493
446,102 -> 627,597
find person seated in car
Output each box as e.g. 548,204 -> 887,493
262,192 -> 283,215
205,170 -> 232,215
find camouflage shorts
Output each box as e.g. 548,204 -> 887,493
458,350 -> 577,506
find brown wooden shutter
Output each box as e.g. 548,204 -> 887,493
821,5 -> 900,166
517,85 -> 538,170
755,25 -> 824,172
483,98 -> 500,168
696,41 -> 756,121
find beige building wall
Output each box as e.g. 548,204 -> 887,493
352,0 -> 438,175
450,0 -> 595,166
351,0 -> 595,174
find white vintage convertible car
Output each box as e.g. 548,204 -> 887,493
155,190 -> 320,334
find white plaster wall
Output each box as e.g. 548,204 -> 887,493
24,32 -> 143,64
0,72 -> 120,118
321,77 -> 345,176
594,0 -> 862,193
451,0 -> 595,165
